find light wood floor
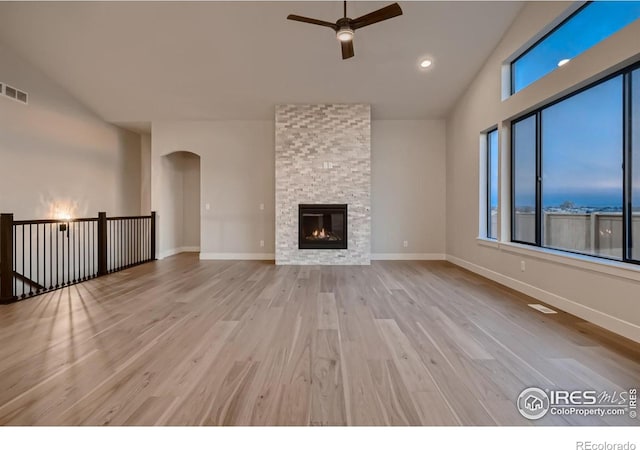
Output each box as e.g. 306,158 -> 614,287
0,254 -> 638,426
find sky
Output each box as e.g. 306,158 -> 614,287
513,2 -> 640,93
511,1 -> 640,210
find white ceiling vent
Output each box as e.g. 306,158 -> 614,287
1,83 -> 28,104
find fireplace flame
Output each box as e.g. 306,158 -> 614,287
309,228 -> 335,240
312,228 -> 327,238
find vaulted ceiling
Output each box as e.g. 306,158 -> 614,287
0,1 -> 523,129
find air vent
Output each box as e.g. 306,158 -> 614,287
1,83 -> 28,104
5,85 -> 17,99
528,304 -> 557,314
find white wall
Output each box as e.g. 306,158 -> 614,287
182,152 -> 201,248
446,2 -> 640,342
140,133 -> 152,214
372,120 -> 446,258
159,152 -> 184,256
152,121 -> 275,259
0,43 -> 141,220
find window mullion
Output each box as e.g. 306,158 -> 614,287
623,71 -> 632,262
536,112 -> 543,247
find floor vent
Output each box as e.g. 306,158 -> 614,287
1,83 -> 28,104
528,303 -> 557,314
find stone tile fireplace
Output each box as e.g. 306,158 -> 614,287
275,104 -> 371,265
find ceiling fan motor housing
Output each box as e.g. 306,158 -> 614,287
287,2 -> 403,59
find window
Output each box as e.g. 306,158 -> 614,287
541,76 -> 623,259
512,115 -> 537,244
511,1 -> 640,94
487,129 -> 499,239
632,68 -> 640,262
511,62 -> 640,265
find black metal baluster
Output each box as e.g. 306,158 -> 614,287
136,219 -> 138,264
36,224 -> 40,293
83,221 -> 87,280
13,225 -> 17,297
66,221 -> 70,286
110,220 -> 112,272
56,223 -> 60,288
28,224 -> 32,296
75,221 -> 78,283
49,223 -> 53,290
91,220 -> 95,277
144,218 -> 147,261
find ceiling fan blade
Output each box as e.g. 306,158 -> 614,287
350,3 -> 403,30
341,40 -> 354,59
287,14 -> 338,30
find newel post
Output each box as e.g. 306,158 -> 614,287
0,213 -> 16,303
97,212 -> 108,276
150,211 -> 157,260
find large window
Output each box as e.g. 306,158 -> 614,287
541,76 -> 623,259
512,63 -> 640,264
511,1 -> 640,94
487,129 -> 499,239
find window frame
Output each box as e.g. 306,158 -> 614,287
510,59 -> 640,266
509,1 -> 640,95
510,2 -> 589,95
486,127 -> 499,240
510,112 -> 538,246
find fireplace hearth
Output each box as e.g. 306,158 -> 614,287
299,204 -> 347,249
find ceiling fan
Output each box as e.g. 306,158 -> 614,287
287,1 -> 403,60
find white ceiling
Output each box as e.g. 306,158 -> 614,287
0,1 -> 523,130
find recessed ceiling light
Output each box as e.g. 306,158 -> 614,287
419,59 -> 433,69
557,58 -> 571,67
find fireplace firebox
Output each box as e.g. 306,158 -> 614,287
299,204 -> 347,249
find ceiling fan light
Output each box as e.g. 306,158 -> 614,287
336,27 -> 354,42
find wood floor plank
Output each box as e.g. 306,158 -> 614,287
317,293 -> 339,330
367,359 -> 423,425
310,330 -> 346,425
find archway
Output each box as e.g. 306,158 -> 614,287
160,151 -> 201,257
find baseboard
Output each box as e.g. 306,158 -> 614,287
159,247 -> 200,259
199,253 -> 275,260
371,253 -> 446,261
445,254 -> 640,344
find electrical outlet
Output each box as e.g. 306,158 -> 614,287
259,203 -> 264,210
403,240 -> 408,248
521,260 -> 526,272
260,240 -> 264,248
205,203 -> 210,210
